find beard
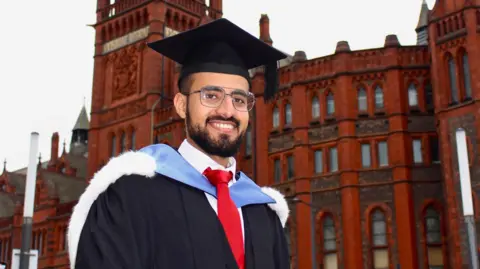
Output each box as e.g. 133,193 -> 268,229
185,104 -> 245,158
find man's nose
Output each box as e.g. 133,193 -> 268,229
215,95 -> 236,118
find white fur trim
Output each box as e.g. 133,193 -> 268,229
67,151 -> 157,269
261,187 -> 290,227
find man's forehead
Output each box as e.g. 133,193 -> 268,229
190,72 -> 250,90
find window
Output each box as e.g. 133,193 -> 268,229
32,231 -> 45,256
413,139 -> 423,164
425,83 -> 433,108
358,88 -> 367,112
273,107 -> 280,128
0,238 -> 10,263
314,150 -> 323,173
375,86 -> 384,109
424,206 -> 444,269
408,83 -> 418,107
111,135 -> 116,157
370,209 -> 389,269
285,103 -> 292,125
245,127 -> 252,156
378,141 -> 388,166
462,52 -> 472,99
430,136 -> 440,163
312,96 -> 320,118
274,159 -> 281,183
448,55 -> 458,103
287,155 -> 294,179
131,130 -> 136,150
361,143 -> 371,168
329,147 -> 338,172
327,92 -> 335,115
321,215 -> 338,269
120,132 -> 126,153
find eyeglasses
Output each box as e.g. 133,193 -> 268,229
185,85 -> 255,112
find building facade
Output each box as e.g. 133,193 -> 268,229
1,0 -> 479,268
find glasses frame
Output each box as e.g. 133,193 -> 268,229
184,85 -> 256,112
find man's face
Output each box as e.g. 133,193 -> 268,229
174,72 -> 250,158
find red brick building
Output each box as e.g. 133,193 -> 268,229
1,0 -> 479,269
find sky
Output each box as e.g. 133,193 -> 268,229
0,0 -> 435,172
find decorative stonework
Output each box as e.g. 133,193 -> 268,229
102,25 -> 149,54
407,116 -> 436,132
111,46 -> 139,102
268,133 -> 295,152
99,97 -> 147,125
355,119 -> 389,135
438,37 -> 466,52
308,124 -> 338,143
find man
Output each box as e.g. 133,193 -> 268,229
68,18 -> 290,269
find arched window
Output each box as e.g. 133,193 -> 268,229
326,92 -> 335,116
245,126 -> 252,156
447,54 -> 458,103
408,83 -> 418,107
111,135 -> 116,157
462,52 -> 472,99
120,132 -> 126,153
374,86 -> 384,110
285,103 -> 292,125
312,96 -> 320,118
131,130 -> 136,150
370,209 -> 389,269
321,215 -> 338,269
272,106 -> 280,128
358,87 -> 367,112
425,82 -> 433,108
424,206 -> 444,268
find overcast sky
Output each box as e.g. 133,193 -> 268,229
0,0 -> 434,172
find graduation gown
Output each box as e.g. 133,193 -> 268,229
67,144 -> 290,269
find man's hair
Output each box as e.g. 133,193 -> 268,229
178,75 -> 193,95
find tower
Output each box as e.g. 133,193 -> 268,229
415,0 -> 429,45
427,0 -> 479,268
70,104 -> 90,156
87,0 -> 223,179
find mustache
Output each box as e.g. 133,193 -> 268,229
206,116 -> 240,127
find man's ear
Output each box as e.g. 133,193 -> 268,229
174,92 -> 187,119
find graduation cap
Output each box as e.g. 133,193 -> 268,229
147,18 -> 288,101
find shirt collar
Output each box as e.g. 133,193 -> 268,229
177,139 -> 237,183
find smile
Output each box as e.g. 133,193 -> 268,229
208,121 -> 236,133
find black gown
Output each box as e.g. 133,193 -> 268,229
68,144 -> 290,269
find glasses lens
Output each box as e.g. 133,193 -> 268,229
231,92 -> 255,111
200,86 -> 224,107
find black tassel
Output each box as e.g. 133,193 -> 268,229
264,61 -> 279,102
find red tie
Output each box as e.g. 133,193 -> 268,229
203,167 -> 244,269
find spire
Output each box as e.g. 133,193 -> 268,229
2,159 -> 6,174
73,103 -> 90,131
415,0 -> 430,45
416,0 -> 429,30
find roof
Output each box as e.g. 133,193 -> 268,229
0,153 -> 88,219
73,105 -> 90,131
416,0 -> 429,30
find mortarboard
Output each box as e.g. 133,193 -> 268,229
147,18 -> 288,101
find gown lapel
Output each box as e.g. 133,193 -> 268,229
242,205 -> 276,269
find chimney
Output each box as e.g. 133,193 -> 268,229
259,14 -> 273,46
50,132 -> 59,163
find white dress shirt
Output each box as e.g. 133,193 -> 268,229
177,139 -> 245,240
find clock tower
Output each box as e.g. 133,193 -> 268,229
87,0 -> 223,179
428,0 -> 479,268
